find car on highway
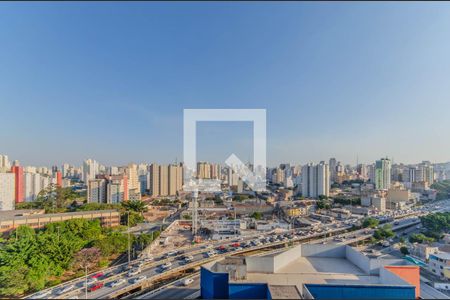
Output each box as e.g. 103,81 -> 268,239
56,284 -> 75,295
91,272 -> 104,279
206,250 -> 217,257
127,267 -> 141,277
30,290 -> 52,299
167,250 -> 178,256
144,256 -> 154,263
110,278 -> 127,287
183,278 -> 194,286
88,282 -> 104,292
184,255 -> 194,262
132,275 -> 147,284
161,261 -> 172,269
86,277 -> 98,286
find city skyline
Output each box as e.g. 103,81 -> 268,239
2,3 -> 450,166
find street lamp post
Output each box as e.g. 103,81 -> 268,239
85,266 -> 88,300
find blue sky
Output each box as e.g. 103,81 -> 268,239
1,2 -> 450,167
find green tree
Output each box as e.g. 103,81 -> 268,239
373,224 -> 395,240
250,212 -> 263,220
409,233 -> 435,244
400,246 -> 409,256
362,217 -> 379,229
420,212 -> 450,235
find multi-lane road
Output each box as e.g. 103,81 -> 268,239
27,200 -> 449,300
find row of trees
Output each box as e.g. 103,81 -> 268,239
0,214 -> 159,297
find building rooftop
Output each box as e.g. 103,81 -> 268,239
202,244 -> 419,299
430,252 -> 450,260
267,285 -> 301,299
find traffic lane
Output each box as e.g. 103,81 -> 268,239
85,253 -> 202,299
146,277 -> 200,299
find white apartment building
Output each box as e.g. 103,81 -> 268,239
107,178 -> 127,204
82,159 -> 99,183
24,172 -> 45,202
0,155 -> 11,169
301,162 -> 330,198
428,252 -> 450,280
0,173 -> 15,211
126,163 -> 141,200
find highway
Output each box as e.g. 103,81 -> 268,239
26,200 -> 448,300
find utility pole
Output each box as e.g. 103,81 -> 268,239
127,210 -> 131,265
192,191 -> 198,237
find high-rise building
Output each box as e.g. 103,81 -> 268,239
405,167 -> 417,183
11,165 -> 24,203
329,158 -> 337,183
87,178 -> 107,203
23,172 -> 44,202
61,163 -> 70,178
82,159 -> 99,183
159,165 -> 169,196
375,158 -> 391,190
126,163 -> 141,200
87,174 -> 128,203
301,162 -> 330,198
197,162 -> 212,179
0,172 -> 15,211
106,175 -> 128,204
417,161 -> 434,185
148,163 -> 183,197
168,164 -> 183,196
56,171 -> 62,187
0,155 -> 11,170
149,163 -> 160,196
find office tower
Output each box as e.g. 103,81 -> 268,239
301,162 -> 330,198
139,173 -> 148,195
11,165 -> 24,203
417,161 -> 434,185
149,163 -> 160,196
82,159 -> 99,183
405,167 -> 417,183
329,158 -> 337,183
0,172 -> 15,211
391,164 -> 404,182
368,164 -> 376,183
375,158 -> 391,190
87,178 -> 107,203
